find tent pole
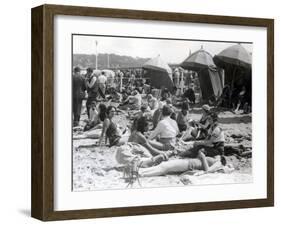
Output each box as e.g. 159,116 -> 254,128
230,65 -> 236,108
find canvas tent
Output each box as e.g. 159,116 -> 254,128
181,49 -> 223,100
143,55 -> 174,91
197,66 -> 223,100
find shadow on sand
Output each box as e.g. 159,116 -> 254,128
218,115 -> 252,124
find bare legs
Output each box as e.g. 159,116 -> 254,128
139,159 -> 191,177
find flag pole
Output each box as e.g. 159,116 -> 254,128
95,40 -> 98,70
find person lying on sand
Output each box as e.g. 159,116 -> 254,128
115,142 -> 175,169
98,106 -> 128,147
139,150 -> 233,177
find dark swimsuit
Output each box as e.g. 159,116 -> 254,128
106,121 -> 121,147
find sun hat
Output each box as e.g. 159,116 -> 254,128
202,104 -> 211,112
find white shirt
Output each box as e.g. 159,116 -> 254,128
208,125 -> 225,143
89,108 -> 98,122
98,74 -> 107,84
149,116 -> 179,140
149,97 -> 159,110
129,94 -> 142,108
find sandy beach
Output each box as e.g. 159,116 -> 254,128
72,102 -> 252,191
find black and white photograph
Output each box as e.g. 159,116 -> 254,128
72,34 -> 253,191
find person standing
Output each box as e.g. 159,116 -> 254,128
72,67 -> 86,127
85,68 -> 99,119
97,71 -> 107,99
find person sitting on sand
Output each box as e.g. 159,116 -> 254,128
165,98 -> 177,120
152,101 -> 164,129
176,102 -> 190,132
186,104 -> 212,140
233,86 -> 247,114
149,105 -> 179,149
106,88 -> 122,103
199,104 -> 211,127
183,86 -> 196,104
83,103 -> 107,131
119,90 -> 142,110
129,104 -> 154,123
129,116 -> 176,155
115,117 -> 178,171
98,106 -> 127,147
161,88 -> 171,101
179,112 -> 225,158
147,94 -> 159,114
216,85 -> 231,108
139,149 -> 232,177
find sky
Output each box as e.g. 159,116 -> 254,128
73,35 -> 253,64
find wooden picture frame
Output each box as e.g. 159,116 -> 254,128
31,4 -> 274,221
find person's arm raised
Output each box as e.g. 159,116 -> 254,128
87,76 -> 97,88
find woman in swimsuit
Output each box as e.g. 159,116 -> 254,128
98,106 -> 127,147
129,116 -> 175,157
139,150 -> 232,177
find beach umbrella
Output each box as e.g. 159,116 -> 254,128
143,55 -> 172,74
181,49 -> 223,100
180,49 -> 216,72
213,44 -> 252,105
143,55 -> 173,91
213,44 -> 252,69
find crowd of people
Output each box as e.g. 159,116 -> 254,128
72,66 -> 251,185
